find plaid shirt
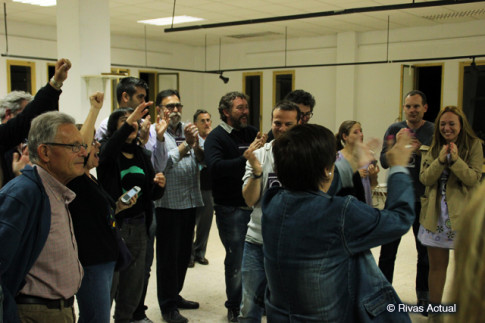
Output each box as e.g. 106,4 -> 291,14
146,122 -> 203,209
20,165 -> 83,299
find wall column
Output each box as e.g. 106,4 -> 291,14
56,0 -> 111,123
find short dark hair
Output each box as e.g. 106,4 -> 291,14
116,77 -> 149,104
106,108 -> 133,139
284,90 -> 316,111
404,90 -> 427,106
273,124 -> 336,191
193,109 -> 210,123
218,91 -> 249,122
272,100 -> 301,122
156,89 -> 180,107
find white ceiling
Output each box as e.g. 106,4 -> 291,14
3,0 -> 485,46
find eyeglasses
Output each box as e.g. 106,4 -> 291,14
91,138 -> 98,146
44,142 -> 88,153
302,112 -> 314,119
162,103 -> 183,111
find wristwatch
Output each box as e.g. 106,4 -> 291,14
252,172 -> 263,179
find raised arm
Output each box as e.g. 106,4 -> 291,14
80,92 -> 104,147
346,131 -> 415,253
242,146 -> 263,207
0,58 -> 71,150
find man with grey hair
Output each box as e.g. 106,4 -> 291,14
0,111 -> 87,323
0,91 -> 33,124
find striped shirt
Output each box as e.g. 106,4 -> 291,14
20,165 -> 83,299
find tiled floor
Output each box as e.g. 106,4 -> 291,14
120,218 -> 455,323
107,213 -> 455,323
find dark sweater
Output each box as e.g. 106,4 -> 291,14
0,82 -> 60,186
97,122 -> 164,231
204,124 -> 258,206
68,174 -> 118,266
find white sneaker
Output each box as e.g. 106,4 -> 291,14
130,317 -> 154,323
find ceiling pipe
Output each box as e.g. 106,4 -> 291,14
164,0 -> 485,33
2,53 -> 484,74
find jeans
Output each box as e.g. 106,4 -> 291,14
132,209 -> 156,321
77,261 -> 116,323
192,190 -> 214,260
111,221 -> 147,323
156,207 -> 196,313
0,284 -> 3,323
214,205 -> 251,310
240,241 -> 266,323
378,201 -> 429,301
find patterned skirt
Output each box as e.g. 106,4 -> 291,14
418,195 -> 456,249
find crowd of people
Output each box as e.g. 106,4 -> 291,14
0,58 -> 483,323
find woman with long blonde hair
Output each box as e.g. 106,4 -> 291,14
418,106 -> 483,322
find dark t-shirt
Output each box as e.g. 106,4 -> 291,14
68,174 -> 118,266
118,153 -> 147,217
380,120 -> 435,198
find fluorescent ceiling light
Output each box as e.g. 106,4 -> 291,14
13,0 -> 56,6
138,15 -> 205,26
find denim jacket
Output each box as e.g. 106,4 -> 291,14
261,167 -> 414,323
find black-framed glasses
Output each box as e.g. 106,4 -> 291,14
44,142 -> 88,153
302,112 -> 314,119
162,103 -> 183,111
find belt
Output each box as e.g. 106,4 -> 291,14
15,295 -> 75,309
122,214 -> 145,225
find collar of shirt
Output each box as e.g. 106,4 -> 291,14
167,122 -> 184,138
35,164 -> 76,204
220,121 -> 234,134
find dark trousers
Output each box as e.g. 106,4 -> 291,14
378,201 -> 429,300
156,207 -> 196,313
192,190 -> 214,260
17,303 -> 75,323
111,221 -> 147,323
132,211 -> 156,321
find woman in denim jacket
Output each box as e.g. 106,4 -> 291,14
262,124 -> 415,322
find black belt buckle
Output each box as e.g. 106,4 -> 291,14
16,295 -> 74,309
122,213 -> 145,225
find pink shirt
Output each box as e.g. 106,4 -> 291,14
20,165 -> 83,299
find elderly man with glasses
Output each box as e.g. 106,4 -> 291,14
145,89 -> 203,323
0,111 -> 87,323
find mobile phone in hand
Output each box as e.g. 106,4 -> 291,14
121,186 -> 141,204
